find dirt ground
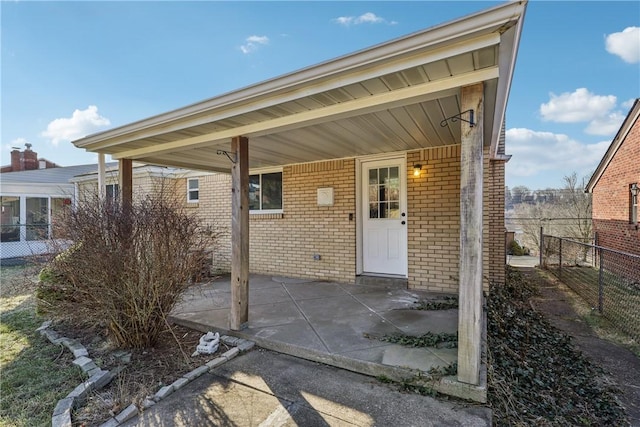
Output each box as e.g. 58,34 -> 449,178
522,267 -> 640,425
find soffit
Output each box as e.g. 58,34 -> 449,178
73,2 -> 526,173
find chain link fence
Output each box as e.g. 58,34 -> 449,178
1,223 -> 55,265
541,234 -> 640,342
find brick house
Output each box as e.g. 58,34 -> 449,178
72,2 -> 527,387
586,98 -> 640,256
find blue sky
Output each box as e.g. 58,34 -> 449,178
2,1 -> 639,190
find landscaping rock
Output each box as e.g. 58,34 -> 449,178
51,413 -> 72,427
115,404 -> 138,423
52,397 -> 74,417
206,356 -> 226,370
154,385 -> 174,401
222,347 -> 240,360
183,365 -> 209,381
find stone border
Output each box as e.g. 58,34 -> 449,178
37,321 -> 255,427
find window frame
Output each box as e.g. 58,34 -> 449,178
249,168 -> 283,214
187,178 -> 199,203
630,183 -> 639,225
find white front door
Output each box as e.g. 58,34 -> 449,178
361,158 -> 407,276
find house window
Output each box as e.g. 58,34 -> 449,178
0,196 -> 20,242
187,178 -> 199,203
631,183 -> 639,224
249,171 -> 282,212
106,184 -> 119,203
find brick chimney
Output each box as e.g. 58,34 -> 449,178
2,143 -> 56,172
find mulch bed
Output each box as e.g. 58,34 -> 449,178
51,321 -> 229,426
487,267 -> 629,426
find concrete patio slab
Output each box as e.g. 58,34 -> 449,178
350,289 -> 421,312
251,321 -> 329,353
169,274 -> 488,403
283,281 -> 346,300
247,301 -> 305,328
381,309 -> 458,335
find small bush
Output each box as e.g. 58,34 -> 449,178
39,180 -> 219,348
507,240 -> 525,256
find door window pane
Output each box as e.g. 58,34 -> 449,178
368,166 -> 401,219
1,196 -> 20,242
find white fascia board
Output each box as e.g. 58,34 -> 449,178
0,183 -> 75,196
112,67 -> 498,160
491,2 -> 527,157
74,1 -> 525,152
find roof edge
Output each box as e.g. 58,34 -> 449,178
586,98 -> 640,193
73,1 -> 527,148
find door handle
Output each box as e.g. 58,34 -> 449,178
401,220 -> 406,225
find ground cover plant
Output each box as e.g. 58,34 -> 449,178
488,266 -> 628,426
0,264 -> 84,427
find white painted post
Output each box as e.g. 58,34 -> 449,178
457,83 -> 484,385
98,153 -> 106,201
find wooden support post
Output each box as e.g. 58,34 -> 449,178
230,136 -> 249,330
119,158 -> 133,208
98,153 -> 106,201
457,82 -> 484,385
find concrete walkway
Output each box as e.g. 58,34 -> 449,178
123,349 -> 490,427
169,275 -> 482,400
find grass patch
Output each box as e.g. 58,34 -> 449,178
538,269 -> 640,357
0,264 -> 84,427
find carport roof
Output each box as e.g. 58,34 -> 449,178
73,1 -> 527,173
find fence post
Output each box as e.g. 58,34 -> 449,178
558,238 -> 562,280
598,245 -> 604,314
593,232 -> 598,268
539,226 -> 544,268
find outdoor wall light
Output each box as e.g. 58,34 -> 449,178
413,164 -> 422,177
631,183 -> 639,197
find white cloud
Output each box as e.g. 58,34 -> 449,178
41,106 -> 110,146
240,35 -> 269,54
506,128 -> 609,185
333,12 -> 396,26
584,111 -> 625,136
622,98 -> 636,110
7,137 -> 30,150
540,88 -> 617,123
605,26 -> 640,63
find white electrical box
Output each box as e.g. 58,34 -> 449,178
317,187 -> 334,206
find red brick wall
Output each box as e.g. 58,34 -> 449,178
592,115 -> 640,255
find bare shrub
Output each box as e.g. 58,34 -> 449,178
38,179 -> 218,348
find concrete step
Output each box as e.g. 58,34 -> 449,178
355,275 -> 408,289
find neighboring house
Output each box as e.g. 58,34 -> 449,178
586,98 -> 640,256
0,163 -> 112,260
1,143 -> 59,173
71,2 -> 527,388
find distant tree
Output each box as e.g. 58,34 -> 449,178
509,173 -> 592,256
556,172 -> 592,244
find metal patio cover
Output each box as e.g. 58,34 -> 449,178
73,2 -> 527,172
